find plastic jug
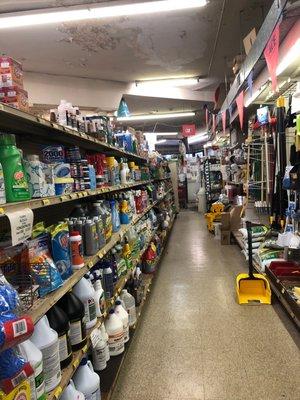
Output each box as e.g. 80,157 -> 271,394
73,358 -> 101,400
102,264 -> 114,300
120,289 -> 137,327
105,309 -> 124,356
61,379 -> 84,400
115,300 -> 129,343
18,339 -> 46,400
73,277 -> 97,329
0,133 -> 30,202
47,305 -> 72,369
58,291 -> 87,351
100,323 -> 110,362
91,328 -> 107,371
93,271 -> 105,318
30,316 -> 61,393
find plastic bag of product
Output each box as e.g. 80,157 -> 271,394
255,248 -> 284,272
50,222 -> 72,280
27,234 -> 63,297
239,226 -> 268,239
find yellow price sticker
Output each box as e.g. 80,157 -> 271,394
88,261 -> 94,268
98,253 -> 103,259
78,192 -> 83,198
42,199 -> 50,205
60,195 -> 68,201
82,191 -> 88,197
82,344 -> 88,353
73,358 -> 80,369
53,387 -> 63,399
0,208 -> 4,215
70,193 -> 78,199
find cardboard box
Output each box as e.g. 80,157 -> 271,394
221,212 -> 231,231
0,86 -> 29,112
0,56 -> 23,88
230,205 -> 243,231
221,230 -> 231,245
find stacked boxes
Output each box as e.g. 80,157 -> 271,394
0,56 -> 29,112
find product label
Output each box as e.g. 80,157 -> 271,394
42,146 -> 65,163
40,340 -> 61,391
34,361 -> 45,400
0,168 -> 5,204
6,208 -> 34,246
108,330 -> 124,354
12,163 -> 29,193
58,333 -> 72,362
84,298 -> 96,324
92,342 -> 107,371
69,319 -> 85,346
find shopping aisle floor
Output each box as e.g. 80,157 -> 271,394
112,211 -> 300,400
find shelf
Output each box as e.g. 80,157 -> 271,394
47,213 -> 175,400
0,103 -> 147,163
0,180 -> 156,215
28,188 -> 173,324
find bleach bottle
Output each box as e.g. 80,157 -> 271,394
73,358 -> 100,400
120,289 -> 137,327
92,328 -> 107,372
100,323 -> 110,362
73,277 -> 97,329
61,379 -> 84,400
105,309 -> 124,356
115,300 -> 129,343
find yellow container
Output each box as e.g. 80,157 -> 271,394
106,157 -> 115,168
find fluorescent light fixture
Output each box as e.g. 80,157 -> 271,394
277,38 -> 300,76
144,132 -> 178,136
117,112 -> 195,122
156,139 -> 167,144
0,0 -> 207,29
136,77 -> 199,87
188,133 -> 208,144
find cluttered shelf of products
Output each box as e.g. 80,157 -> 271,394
0,103 -> 147,163
0,179 -> 169,215
27,187 -> 173,324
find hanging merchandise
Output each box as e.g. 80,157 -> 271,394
104,309 -> 124,356
18,339 -> 46,400
0,133 -> 31,202
60,379 -> 84,400
257,106 -> 269,125
120,289 -> 137,327
47,305 -> 72,369
73,358 -> 100,400
91,328 -> 107,372
30,316 -> 61,393
69,231 -> 84,269
58,292 -> 87,351
114,300 -> 129,343
73,277 -> 97,329
117,97 -> 130,118
236,91 -> 244,131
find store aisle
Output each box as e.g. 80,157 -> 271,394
112,211 -> 300,400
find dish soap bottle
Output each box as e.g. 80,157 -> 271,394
0,133 -> 30,202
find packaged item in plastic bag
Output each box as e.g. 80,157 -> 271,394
50,223 -> 72,280
27,234 -> 63,297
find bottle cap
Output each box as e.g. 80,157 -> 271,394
115,300 -> 121,305
80,357 -> 88,365
109,309 -> 114,314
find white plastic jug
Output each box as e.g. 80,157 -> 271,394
92,328 -> 107,371
105,309 -> 124,356
73,358 -> 101,400
100,323 -> 110,362
61,379 -> 84,400
73,277 -> 97,329
18,339 -> 46,400
120,289 -> 137,327
30,316 -> 61,393
94,271 -> 105,318
114,301 -> 129,343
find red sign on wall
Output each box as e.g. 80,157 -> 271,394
264,23 -> 280,92
182,124 -> 196,137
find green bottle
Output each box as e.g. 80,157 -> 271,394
0,133 -> 31,202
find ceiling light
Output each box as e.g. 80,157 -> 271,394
117,112 -> 195,122
277,38 -> 300,76
156,139 -> 167,144
143,132 -> 178,136
188,133 -> 208,144
136,77 -> 199,87
0,0 -> 207,29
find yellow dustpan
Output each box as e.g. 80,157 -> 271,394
236,221 -> 271,305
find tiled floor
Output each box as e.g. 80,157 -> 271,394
111,211 -> 300,400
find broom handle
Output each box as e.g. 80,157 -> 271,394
246,221 -> 254,278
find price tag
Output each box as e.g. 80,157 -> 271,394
98,252 -> 103,259
60,195 -> 68,202
53,386 -> 62,399
70,193 -> 78,199
42,199 -> 50,205
0,207 -> 4,214
88,261 -> 94,268
82,191 -> 88,197
82,344 -> 88,353
281,288 -> 285,294
78,192 -> 83,198
72,358 -> 80,369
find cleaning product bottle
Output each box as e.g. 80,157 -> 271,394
84,220 -> 99,255
73,277 -> 97,329
114,300 -> 129,343
104,309 -> 124,356
30,316 -> 61,393
47,305 -> 72,369
18,339 -> 46,400
58,291 -> 87,351
0,161 -> 6,204
0,133 -> 30,202
73,358 -> 100,400
93,216 -> 106,249
100,323 -> 110,362
123,238 -> 132,270
93,271 -> 105,318
61,379 -> 84,400
110,200 -> 121,233
91,328 -> 107,372
120,161 -> 127,185
120,289 -> 137,327
69,231 -> 84,269
102,263 -> 114,300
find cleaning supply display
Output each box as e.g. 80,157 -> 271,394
104,309 -> 124,356
60,379 -> 84,400
0,133 -> 30,202
18,339 -> 46,400
73,358 -> 100,400
58,292 -> 87,351
47,305 -> 72,369
120,289 -> 137,327
30,316 -> 61,393
73,277 -> 97,329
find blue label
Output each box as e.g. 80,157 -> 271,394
42,146 -> 65,163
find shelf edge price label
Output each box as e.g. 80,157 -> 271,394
53,386 -> 62,399
88,261 -> 94,268
60,195 -> 68,202
72,358 -> 80,369
42,199 -> 50,206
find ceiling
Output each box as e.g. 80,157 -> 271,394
0,0 -> 273,84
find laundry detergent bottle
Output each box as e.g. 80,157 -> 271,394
30,315 -> 61,393
18,339 -> 46,400
61,379 -> 84,400
73,358 -> 101,400
0,133 -> 30,202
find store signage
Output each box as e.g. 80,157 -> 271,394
222,110 -> 226,134
6,208 -> 34,246
236,90 -> 244,131
264,23 -> 280,92
182,124 -> 196,137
